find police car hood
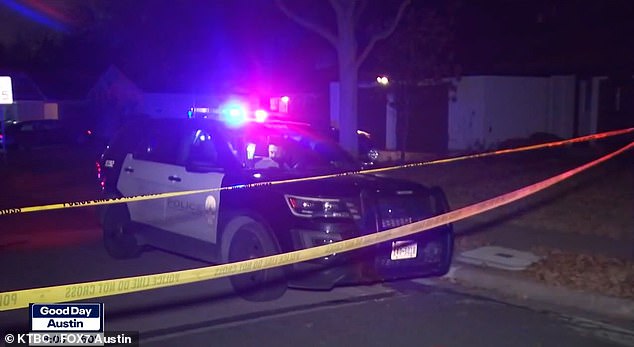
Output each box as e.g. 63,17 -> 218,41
238,169 -> 427,197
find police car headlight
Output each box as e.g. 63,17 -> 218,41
285,195 -> 351,218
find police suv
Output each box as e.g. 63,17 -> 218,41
96,108 -> 453,301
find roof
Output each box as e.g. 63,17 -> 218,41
0,69 -> 46,101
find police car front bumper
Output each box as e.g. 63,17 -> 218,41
287,225 -> 453,290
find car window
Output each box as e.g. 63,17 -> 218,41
133,124 -> 190,166
19,123 -> 35,132
224,123 -> 359,172
187,129 -> 220,167
108,122 -> 146,158
37,121 -> 63,131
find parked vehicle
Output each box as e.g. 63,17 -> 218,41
96,110 -> 453,301
0,119 -> 93,150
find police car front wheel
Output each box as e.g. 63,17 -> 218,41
225,221 -> 287,301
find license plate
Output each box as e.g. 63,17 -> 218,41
391,241 -> 417,260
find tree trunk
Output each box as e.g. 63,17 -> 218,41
275,0 -> 409,158
338,58 -> 359,156
399,85 -> 411,162
337,15 -> 359,157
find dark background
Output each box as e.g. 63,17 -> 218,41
1,0 -> 633,98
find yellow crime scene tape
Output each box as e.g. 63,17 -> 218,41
0,127 -> 632,217
0,140 -> 632,311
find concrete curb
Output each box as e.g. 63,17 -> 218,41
419,263 -> 634,321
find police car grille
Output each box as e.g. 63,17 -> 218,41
376,196 -> 431,232
381,216 -> 414,229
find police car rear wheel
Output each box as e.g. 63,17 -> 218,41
227,222 -> 287,301
103,206 -> 142,259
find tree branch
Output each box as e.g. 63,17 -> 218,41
353,0 -> 368,24
356,0 -> 411,68
329,0 -> 344,16
275,0 -> 337,47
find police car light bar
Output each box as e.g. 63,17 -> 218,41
254,109 -> 268,123
188,105 -> 273,126
223,106 -> 248,126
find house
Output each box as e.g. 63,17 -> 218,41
85,65 -> 277,140
448,75 -> 634,151
330,74 -> 634,154
0,70 -> 58,121
330,80 -> 450,153
448,75 -> 575,151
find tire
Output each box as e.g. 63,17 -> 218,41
224,221 -> 287,301
102,206 -> 143,259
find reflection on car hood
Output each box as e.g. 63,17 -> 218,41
227,168 -> 426,198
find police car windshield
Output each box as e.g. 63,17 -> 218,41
224,122 -> 359,172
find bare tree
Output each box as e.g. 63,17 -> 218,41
371,2 -> 460,159
275,0 -> 411,155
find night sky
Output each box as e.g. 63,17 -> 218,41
0,0 -> 633,98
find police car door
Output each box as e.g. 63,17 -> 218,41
162,127 -> 224,243
117,123 -> 191,229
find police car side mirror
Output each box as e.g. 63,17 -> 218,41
185,160 -> 224,174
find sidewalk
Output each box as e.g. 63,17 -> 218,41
433,218 -> 634,321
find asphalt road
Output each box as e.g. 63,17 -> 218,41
1,226 -> 630,347
145,286 -> 628,347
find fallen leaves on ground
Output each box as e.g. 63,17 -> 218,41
454,234 -> 492,253
526,247 -> 634,299
387,149 -> 633,240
